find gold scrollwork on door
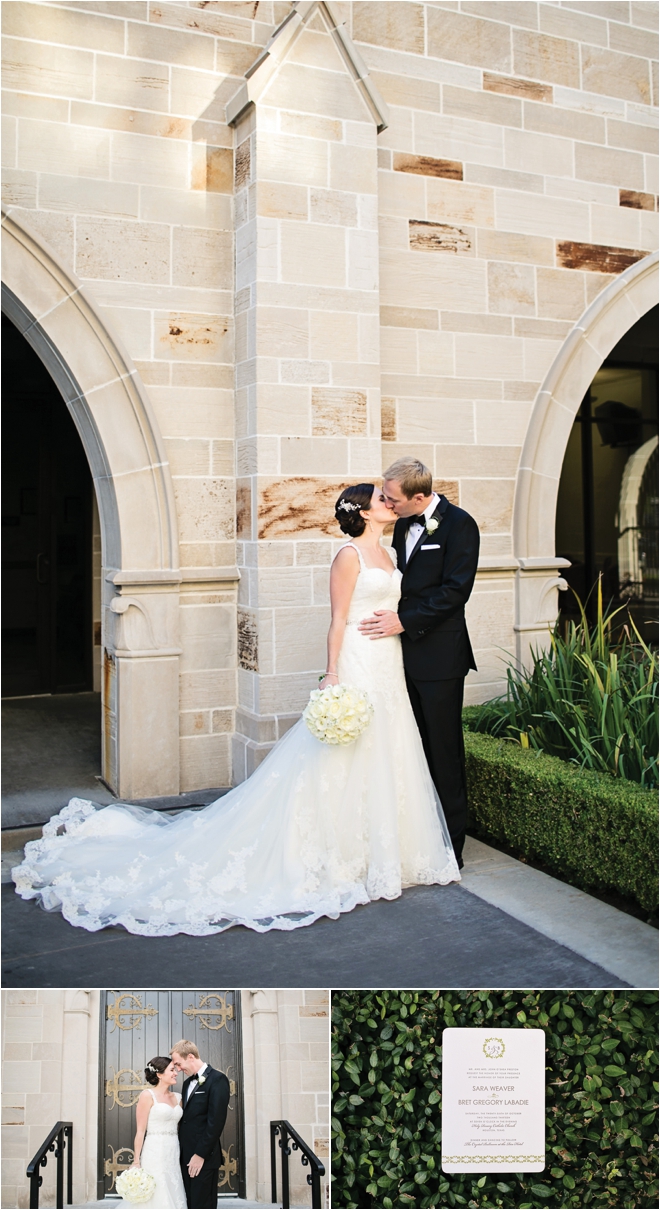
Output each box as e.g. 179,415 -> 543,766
183,993 -> 234,1031
105,1067 -> 147,1109
106,993 -> 158,1032
105,1146 -> 134,1191
218,1144 -> 238,1189
225,1064 -> 236,1103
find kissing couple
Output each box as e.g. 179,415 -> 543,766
126,1039 -> 230,1209
14,455 -> 480,935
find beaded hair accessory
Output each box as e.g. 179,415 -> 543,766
337,499 -> 359,512
146,1064 -> 157,1073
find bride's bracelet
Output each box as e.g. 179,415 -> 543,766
319,671 -> 339,681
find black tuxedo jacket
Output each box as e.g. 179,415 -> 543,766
393,496 -> 479,681
178,1065 -> 230,1169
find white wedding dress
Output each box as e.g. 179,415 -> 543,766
128,1091 -> 186,1210
13,543 -> 460,934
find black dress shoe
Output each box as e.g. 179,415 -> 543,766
456,856 -> 464,870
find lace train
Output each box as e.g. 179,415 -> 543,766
12,549 -> 460,935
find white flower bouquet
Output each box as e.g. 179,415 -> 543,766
116,1167 -> 157,1205
303,683 -> 374,745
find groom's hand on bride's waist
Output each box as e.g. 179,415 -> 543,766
188,1154 -> 205,1178
358,610 -> 404,638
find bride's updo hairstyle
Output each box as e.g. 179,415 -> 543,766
335,484 -> 374,537
144,1056 -> 171,1086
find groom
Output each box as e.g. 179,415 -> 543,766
170,1040 -> 231,1209
358,456 -> 480,868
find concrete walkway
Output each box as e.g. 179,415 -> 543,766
3,826 -> 652,986
73,1199 -> 281,1208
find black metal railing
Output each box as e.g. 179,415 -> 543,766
27,1122 -> 73,1208
270,1120 -> 325,1209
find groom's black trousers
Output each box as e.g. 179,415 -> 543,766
181,1163 -> 219,1209
405,673 -> 467,861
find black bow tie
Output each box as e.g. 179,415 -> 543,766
407,515 -> 426,527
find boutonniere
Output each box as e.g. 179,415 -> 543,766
426,518 -> 439,535
197,1074 -> 206,1086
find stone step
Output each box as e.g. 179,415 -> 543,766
72,1200 -> 282,1208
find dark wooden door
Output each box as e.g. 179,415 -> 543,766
98,990 -> 245,1201
1,314 -> 92,696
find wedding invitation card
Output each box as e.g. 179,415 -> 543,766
441,1028 -> 546,1173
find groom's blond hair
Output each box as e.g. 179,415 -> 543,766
170,1039 -> 199,1059
383,456 -> 432,499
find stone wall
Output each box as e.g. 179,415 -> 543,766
1,1 -> 657,789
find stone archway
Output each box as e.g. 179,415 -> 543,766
511,251 -> 659,664
1,207 -> 182,796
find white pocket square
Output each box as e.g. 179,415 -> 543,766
422,544 -> 440,550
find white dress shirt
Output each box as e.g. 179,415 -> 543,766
405,493 -> 440,561
185,1061 -> 208,1103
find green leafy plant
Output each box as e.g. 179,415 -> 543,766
332,990 -> 659,1209
462,730 -> 658,912
465,584 -> 658,789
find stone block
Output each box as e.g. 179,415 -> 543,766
397,398 -> 475,444
164,438 -> 211,478
417,330 -> 456,376
274,607 -> 329,673
427,8 -> 512,72
172,227 -> 232,289
513,29 -> 580,87
536,267 -> 586,318
524,99 -> 605,143
95,53 -> 169,111
18,119 -> 110,177
258,477 -> 349,539
280,111 -> 343,142
523,335 -> 564,380
483,72 -> 552,102
456,332 -> 524,380
1,167 -> 36,208
352,1 -> 425,54
309,187 -> 358,226
154,313 -> 232,363
581,46 -> 652,105
127,18 -> 214,69
180,733 -> 231,792
263,61 -> 371,123
255,307 -> 309,359
409,220 -> 474,254
476,229 -> 554,265
330,143 -> 377,194
2,115 -> 15,168
443,84 -> 522,128
461,477 -> 515,533
150,386 -> 233,439
140,184 -> 232,229
312,388 -> 367,436
281,359 -> 330,385
465,162 -> 544,194
393,152 -> 462,180
576,141 -> 645,189
591,202 -> 643,249
496,190 -> 591,241
39,173 -> 139,218
609,20 -> 658,60
514,317 -> 572,339
180,602 -> 235,672
608,118 -> 658,155
180,668 -> 236,711
370,69 -> 440,112
488,262 -> 535,315
191,145 -> 233,194
441,311 -> 512,335
461,1 -> 539,28
255,384 -> 310,436
170,64 -> 228,121
180,710 -> 211,737
258,180 -> 308,220
281,437 -> 348,474
620,188 -> 657,211
381,305 -> 439,329
539,3 -> 608,46
280,221 -> 346,286
172,477 -> 234,542
258,132 -> 328,186
475,400 -> 533,444
426,178 -> 495,227
504,127 -> 573,177
75,215 -> 170,283
311,310 -> 359,361
380,327 -> 417,375
436,444 -> 521,477
2,36 -> 94,99
556,240 -> 647,272
381,397 -> 397,441
110,129 -> 190,188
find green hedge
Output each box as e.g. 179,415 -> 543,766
461,726 -> 658,913
332,990 -> 659,1209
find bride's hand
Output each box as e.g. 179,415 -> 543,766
318,672 -> 339,691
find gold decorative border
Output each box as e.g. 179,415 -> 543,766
443,1155 -> 545,1163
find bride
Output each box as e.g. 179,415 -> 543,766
127,1057 -> 186,1209
12,483 -> 460,935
